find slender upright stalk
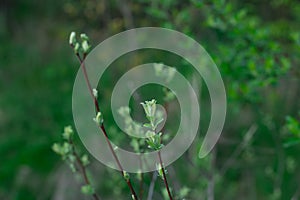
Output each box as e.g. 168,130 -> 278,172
158,151 -> 173,200
69,139 -> 100,200
139,157 -> 144,200
141,99 -> 174,200
72,48 -> 138,200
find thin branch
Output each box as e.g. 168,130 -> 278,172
138,156 -> 144,200
69,139 -> 100,200
158,151 -> 173,200
139,172 -> 144,200
72,49 -> 139,200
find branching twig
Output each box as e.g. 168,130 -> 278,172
71,45 -> 139,200
69,139 -> 100,200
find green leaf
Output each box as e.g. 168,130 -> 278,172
81,154 -> 90,166
123,171 -> 130,181
62,126 -> 73,140
52,143 -> 62,155
143,123 -> 152,129
81,184 -> 95,195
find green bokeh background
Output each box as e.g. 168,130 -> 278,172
0,0 -> 299,199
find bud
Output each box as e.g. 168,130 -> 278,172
69,31 -> 76,45
52,143 -> 62,155
81,154 -> 90,166
74,42 -> 80,54
62,142 -> 72,155
82,40 -> 91,53
81,184 -> 95,195
92,88 -> 98,98
123,171 -> 130,181
80,33 -> 89,41
93,112 -> 103,124
141,99 -> 156,121
62,125 -> 73,140
156,163 -> 167,180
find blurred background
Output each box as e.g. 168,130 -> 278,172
0,0 -> 299,199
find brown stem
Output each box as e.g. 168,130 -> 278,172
69,139 -> 100,200
73,50 -> 138,200
100,124 -> 138,200
158,151 -> 173,200
139,173 -> 144,199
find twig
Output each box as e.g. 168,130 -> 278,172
69,139 -> 100,200
139,172 -> 144,200
72,48 -> 139,200
139,156 -> 144,200
158,151 -> 173,200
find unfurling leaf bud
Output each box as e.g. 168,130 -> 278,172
81,154 -> 90,166
93,112 -> 103,124
62,125 -> 73,140
156,163 -> 167,180
141,99 -> 157,124
69,31 -> 76,45
123,171 -> 130,181
52,143 -> 62,155
74,42 -> 80,54
82,40 -> 91,53
80,33 -> 89,41
93,88 -> 98,98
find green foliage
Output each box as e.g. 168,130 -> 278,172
81,184 -> 95,195
283,114 -> 300,147
69,31 -> 91,54
141,99 -> 165,151
1,0 -> 300,199
52,126 -> 77,170
81,154 -> 90,166
285,115 -> 300,137
52,126 -> 96,197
